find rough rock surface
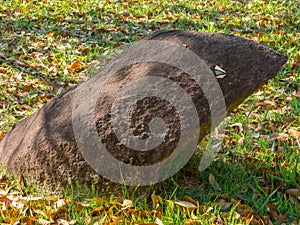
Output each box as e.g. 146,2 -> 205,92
0,30 -> 287,194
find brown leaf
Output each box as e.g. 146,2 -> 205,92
198,205 -> 213,213
185,219 -> 202,225
236,204 -> 252,216
260,168 -> 279,176
278,214 -> 287,223
267,204 -> 279,220
0,131 -> 4,141
214,199 -> 232,209
81,48 -> 90,55
22,84 -> 32,91
16,60 -> 29,68
62,32 -> 71,38
156,205 -> 163,218
289,195 -> 300,205
114,208 -> 126,216
125,208 -> 138,215
113,42 -> 121,48
175,200 -> 197,210
50,208 -> 68,220
68,60 -> 82,73
267,203 -> 278,211
182,196 -> 198,206
136,223 -> 157,225
286,188 -> 300,196
30,62 -> 42,69
21,216 -> 38,224
243,212 -> 264,225
151,194 -> 161,205
92,205 -> 105,215
256,99 -> 277,109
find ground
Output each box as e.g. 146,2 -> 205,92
0,0 -> 299,224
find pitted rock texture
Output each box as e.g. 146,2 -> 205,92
0,30 -> 287,194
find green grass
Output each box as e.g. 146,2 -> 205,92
0,0 -> 299,224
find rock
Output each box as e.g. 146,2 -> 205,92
0,30 -> 287,194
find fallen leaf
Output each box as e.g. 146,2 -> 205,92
151,194 -> 161,205
125,208 -> 138,215
272,132 -> 289,141
38,218 -> 51,225
175,200 -> 197,210
16,60 -> 29,68
155,217 -> 163,225
21,216 -> 38,224
122,199 -> 133,208
68,60 -> 82,73
199,205 -> 213,213
0,131 -> 4,141
230,122 -> 244,132
289,195 -> 300,205
267,204 -> 279,220
278,214 -> 287,223
51,208 -> 68,220
92,205 -> 105,215
286,188 -> 300,196
136,223 -> 157,225
185,219 -> 202,224
57,218 -> 74,225
209,173 -> 222,191
256,99 -> 277,109
46,32 -> 55,38
182,196 -> 198,206
288,128 -> 300,139
214,199 -> 232,209
156,204 -> 162,218
22,84 -> 32,91
236,204 -> 252,216
55,199 -> 70,208
238,136 -> 244,146
110,201 -> 122,207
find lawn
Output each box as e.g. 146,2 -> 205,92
0,0 -> 299,224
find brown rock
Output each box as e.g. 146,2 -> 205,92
0,30 -> 287,194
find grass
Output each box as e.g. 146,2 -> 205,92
0,0 -> 299,224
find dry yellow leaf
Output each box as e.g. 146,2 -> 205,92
288,128 -> 300,139
151,194 -> 161,205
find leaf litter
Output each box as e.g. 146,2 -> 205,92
0,0 -> 299,224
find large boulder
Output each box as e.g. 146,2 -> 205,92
0,30 -> 287,194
